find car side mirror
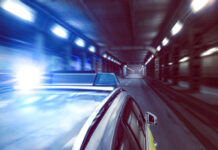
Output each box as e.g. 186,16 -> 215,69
145,112 -> 157,125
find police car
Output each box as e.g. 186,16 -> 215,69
0,72 -> 157,150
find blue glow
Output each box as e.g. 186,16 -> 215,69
1,0 -> 35,22
14,85 -> 115,91
88,46 -> 96,53
75,38 -> 85,47
51,24 -> 69,39
14,65 -> 43,90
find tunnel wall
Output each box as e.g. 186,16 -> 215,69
146,3 -> 218,92
0,3 -> 121,75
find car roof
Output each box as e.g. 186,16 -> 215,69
0,90 -> 112,150
71,88 -> 123,150
83,91 -> 129,150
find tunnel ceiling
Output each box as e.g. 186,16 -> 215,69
35,0 -> 182,64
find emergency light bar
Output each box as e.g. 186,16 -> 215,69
14,73 -> 120,91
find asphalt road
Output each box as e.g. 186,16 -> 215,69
119,78 -> 206,150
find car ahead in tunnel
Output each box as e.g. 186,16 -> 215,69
0,72 -> 157,150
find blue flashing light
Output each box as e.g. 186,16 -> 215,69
14,65 -> 43,90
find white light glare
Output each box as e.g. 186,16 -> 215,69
201,47 -> 218,57
103,54 -> 107,58
88,46 -> 96,53
75,38 -> 85,47
179,57 -> 190,63
168,62 -> 173,65
162,38 -> 169,46
171,21 -> 183,36
51,24 -> 69,39
1,0 -> 35,22
157,46 -> 161,51
191,0 -> 210,13
114,60 -> 121,65
15,66 -> 43,90
145,55 -> 154,65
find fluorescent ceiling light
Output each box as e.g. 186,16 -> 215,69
191,0 -> 210,13
168,62 -> 173,65
103,54 -> 107,58
75,38 -> 85,47
145,55 -> 154,65
1,0 -> 35,22
162,38 -> 169,46
201,47 -> 218,57
88,46 -> 96,53
157,46 -> 161,51
179,56 -> 190,63
171,21 -> 183,36
51,24 -> 69,39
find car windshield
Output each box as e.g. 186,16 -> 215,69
0,90 -> 110,150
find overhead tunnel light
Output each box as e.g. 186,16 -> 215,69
157,46 -> 161,51
179,56 -> 190,63
75,38 -> 85,47
145,55 -> 154,65
171,21 -> 183,36
103,54 -> 107,58
1,0 -> 35,22
102,53 -> 121,65
191,0 -> 211,13
168,62 -> 173,65
51,24 -> 69,39
162,38 -> 169,46
201,47 -> 218,57
88,46 -> 96,53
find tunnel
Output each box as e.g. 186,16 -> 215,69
0,0 -> 218,150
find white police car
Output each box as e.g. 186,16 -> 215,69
0,72 -> 157,150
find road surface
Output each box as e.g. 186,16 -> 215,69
120,78 -> 206,150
